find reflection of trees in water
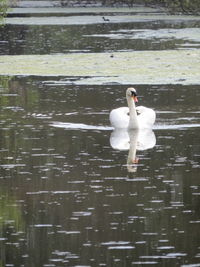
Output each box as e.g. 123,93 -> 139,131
0,76 -> 39,111
0,19 -> 200,55
0,191 -> 25,266
0,76 -> 12,91
60,0 -> 200,13
165,0 -> 200,13
0,24 -> 28,55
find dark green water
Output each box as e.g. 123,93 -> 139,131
1,17 -> 200,54
0,10 -> 200,267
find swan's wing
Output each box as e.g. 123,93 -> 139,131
136,106 -> 156,127
135,106 -> 143,115
109,107 -> 129,129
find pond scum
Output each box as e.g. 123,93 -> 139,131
0,50 -> 199,85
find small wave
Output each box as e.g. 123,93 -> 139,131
50,122 -> 200,131
154,123 -> 200,130
50,122 -> 113,131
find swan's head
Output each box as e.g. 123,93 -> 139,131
126,87 -> 138,103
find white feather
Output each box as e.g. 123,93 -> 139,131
109,88 -> 156,129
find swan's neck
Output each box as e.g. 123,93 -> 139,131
127,97 -> 139,129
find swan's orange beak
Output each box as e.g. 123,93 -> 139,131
133,96 -> 138,103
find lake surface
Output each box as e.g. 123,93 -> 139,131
0,7 -> 200,267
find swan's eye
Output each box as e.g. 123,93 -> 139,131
127,112 -> 130,116
131,91 -> 137,97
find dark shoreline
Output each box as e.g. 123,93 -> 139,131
7,0 -> 200,15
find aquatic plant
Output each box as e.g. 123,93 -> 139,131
0,0 -> 8,20
0,50 -> 199,85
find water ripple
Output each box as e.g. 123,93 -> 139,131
50,121 -> 200,131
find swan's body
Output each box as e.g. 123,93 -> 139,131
109,88 -> 156,129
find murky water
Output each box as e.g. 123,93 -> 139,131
0,8 -> 200,267
1,15 -> 200,54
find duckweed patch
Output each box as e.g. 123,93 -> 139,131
0,50 -> 199,85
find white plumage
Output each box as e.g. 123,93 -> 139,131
109,88 -> 156,129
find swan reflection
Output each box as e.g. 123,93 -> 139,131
110,129 -> 156,172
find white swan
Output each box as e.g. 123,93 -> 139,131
109,87 -> 156,129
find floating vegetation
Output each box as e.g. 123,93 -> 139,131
0,50 -> 199,85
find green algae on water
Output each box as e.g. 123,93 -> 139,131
0,50 -> 199,85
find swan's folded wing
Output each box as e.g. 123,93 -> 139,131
136,106 -> 156,128
109,107 -> 129,129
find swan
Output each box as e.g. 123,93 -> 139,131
109,87 -> 156,129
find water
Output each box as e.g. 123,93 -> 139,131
0,8 -> 200,267
1,14 -> 200,55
